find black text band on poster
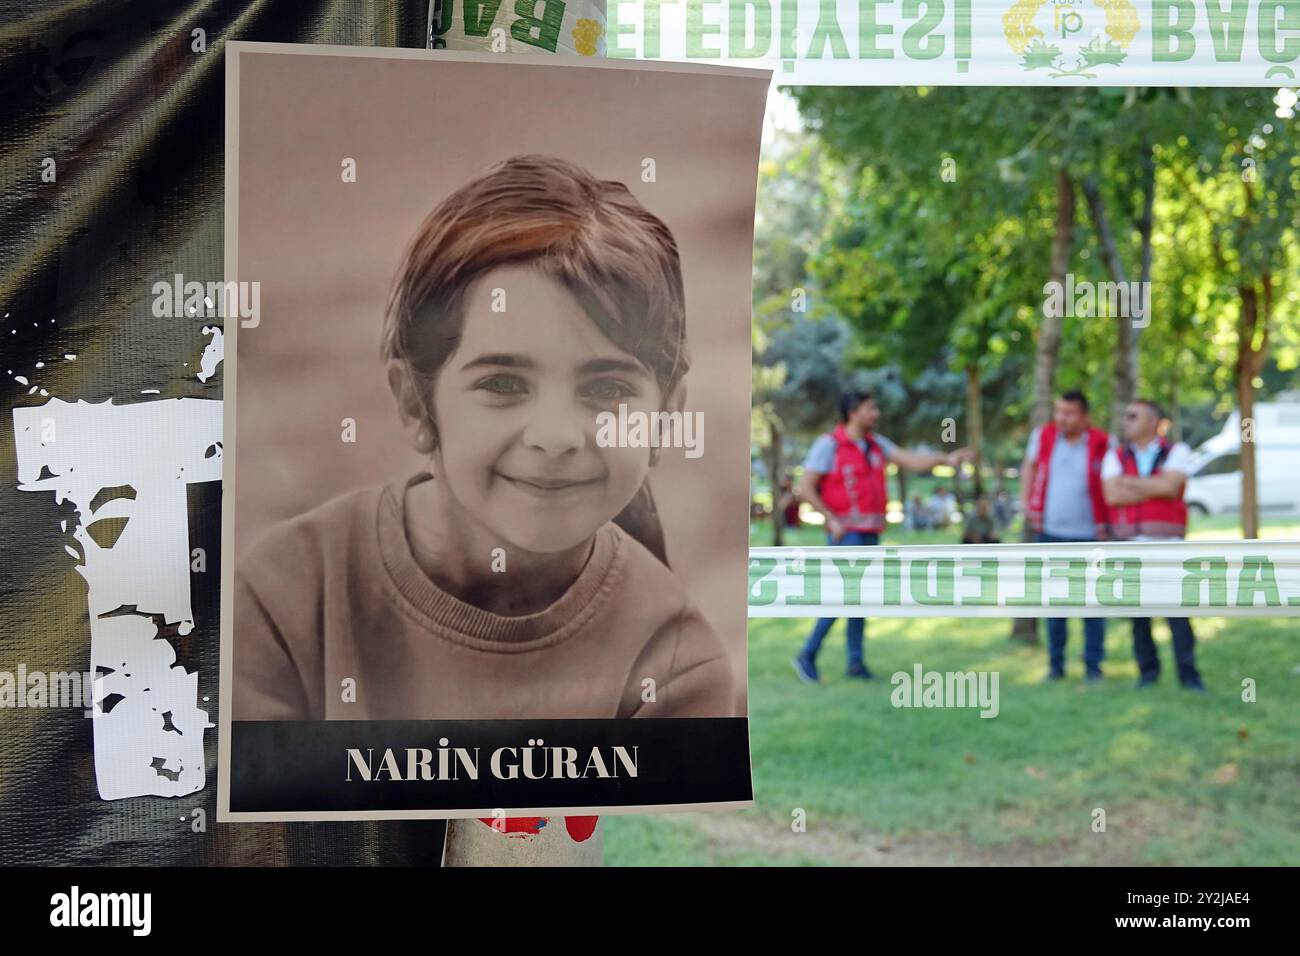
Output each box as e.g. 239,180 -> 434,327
228,718 -> 752,813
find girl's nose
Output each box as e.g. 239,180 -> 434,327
520,398 -> 586,457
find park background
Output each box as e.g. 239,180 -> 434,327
606,85 -> 1300,865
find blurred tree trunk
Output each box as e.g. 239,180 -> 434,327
1166,153 -> 1274,540
1236,277 -> 1271,540
1082,175 -> 1135,430
1235,163 -> 1273,541
1237,358 -> 1259,540
1030,169 -> 1075,427
769,421 -> 785,546
1166,373 -> 1181,443
966,364 -> 984,500
896,465 -> 908,524
1082,144 -> 1154,433
1013,169 -> 1075,646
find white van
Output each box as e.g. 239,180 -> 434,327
1183,402 -> 1300,516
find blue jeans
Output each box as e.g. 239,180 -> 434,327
800,530 -> 879,672
1133,617 -> 1200,685
1037,532 -> 1106,675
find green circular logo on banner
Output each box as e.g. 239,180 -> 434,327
1004,0 -> 1140,78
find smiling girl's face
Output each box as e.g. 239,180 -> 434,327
429,264 -> 665,554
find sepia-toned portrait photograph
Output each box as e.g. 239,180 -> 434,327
218,43 -> 768,820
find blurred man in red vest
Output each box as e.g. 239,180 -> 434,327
793,391 -> 970,682
1020,390 -> 1111,681
1102,399 -> 1205,691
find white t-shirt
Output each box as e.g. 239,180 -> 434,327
1101,440 -> 1191,541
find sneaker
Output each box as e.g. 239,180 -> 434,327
1043,670 -> 1065,683
845,666 -> 875,680
1085,670 -> 1104,683
1181,678 -> 1207,693
792,654 -> 819,684
1136,676 -> 1159,689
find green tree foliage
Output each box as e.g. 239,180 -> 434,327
781,85 -> 1300,535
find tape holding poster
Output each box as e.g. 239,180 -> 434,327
218,43 -> 768,822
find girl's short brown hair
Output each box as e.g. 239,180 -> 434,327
383,154 -> 689,419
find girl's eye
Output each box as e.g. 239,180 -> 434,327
474,374 -> 528,396
581,377 -> 637,402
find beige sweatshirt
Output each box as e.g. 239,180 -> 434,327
232,476 -> 735,721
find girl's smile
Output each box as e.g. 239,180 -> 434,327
495,469 -> 606,500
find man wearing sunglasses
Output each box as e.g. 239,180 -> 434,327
1101,399 -> 1206,691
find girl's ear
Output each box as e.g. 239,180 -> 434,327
663,379 -> 687,415
387,360 -> 436,453
649,380 -> 688,468
386,360 -> 422,425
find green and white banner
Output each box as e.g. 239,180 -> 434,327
748,540 -> 1300,616
607,0 -> 1300,85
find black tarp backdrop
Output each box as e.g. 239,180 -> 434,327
0,2 -> 447,865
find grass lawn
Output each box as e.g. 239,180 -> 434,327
604,516 -> 1300,866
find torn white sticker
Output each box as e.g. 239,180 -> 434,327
12,397 -> 222,799
197,326 -> 223,384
